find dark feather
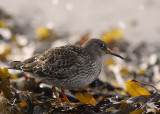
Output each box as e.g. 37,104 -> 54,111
33,45 -> 89,79
9,61 -> 22,70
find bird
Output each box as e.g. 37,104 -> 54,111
9,38 -> 124,104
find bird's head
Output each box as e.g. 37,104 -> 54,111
83,39 -> 124,59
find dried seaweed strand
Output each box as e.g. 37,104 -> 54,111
131,78 -> 158,91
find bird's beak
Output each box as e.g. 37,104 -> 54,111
107,48 -> 124,59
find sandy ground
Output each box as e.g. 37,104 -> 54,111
0,0 -> 160,45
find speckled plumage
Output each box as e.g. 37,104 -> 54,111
10,39 -> 123,90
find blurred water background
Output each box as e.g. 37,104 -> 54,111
0,0 -> 160,46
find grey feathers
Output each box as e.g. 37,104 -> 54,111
9,39 -> 108,89
10,45 -> 90,79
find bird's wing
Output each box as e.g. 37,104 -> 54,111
32,45 -> 87,79
23,54 -> 39,64
10,54 -> 39,71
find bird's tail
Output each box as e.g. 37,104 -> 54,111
8,61 -> 23,70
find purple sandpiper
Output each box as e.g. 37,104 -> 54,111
10,38 -> 124,104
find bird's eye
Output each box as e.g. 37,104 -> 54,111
99,44 -> 104,48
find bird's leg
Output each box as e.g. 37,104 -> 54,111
61,89 -> 70,104
52,87 -> 62,104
